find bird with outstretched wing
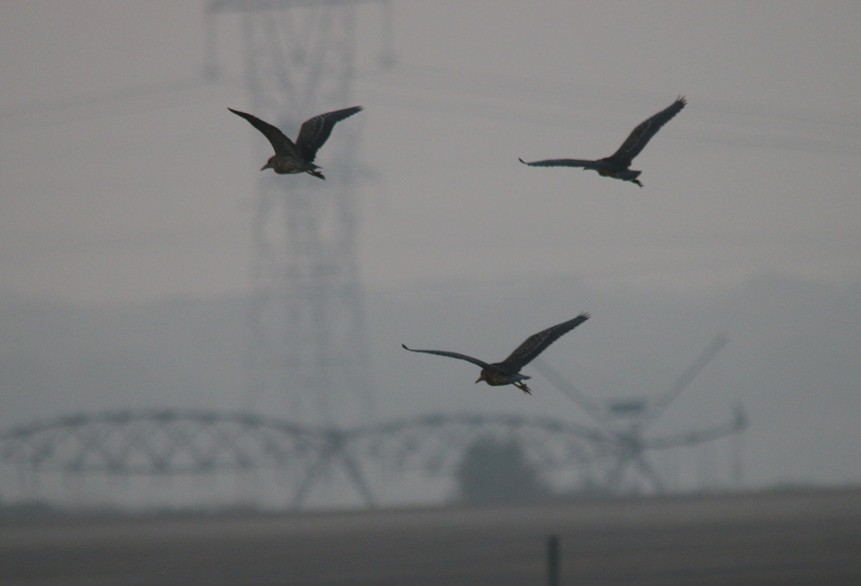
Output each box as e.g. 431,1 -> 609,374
229,106 -> 362,179
519,96 -> 686,187
402,313 -> 590,395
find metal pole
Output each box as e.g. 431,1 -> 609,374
547,534 -> 560,586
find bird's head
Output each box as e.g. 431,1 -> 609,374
475,370 -> 487,384
260,157 -> 276,171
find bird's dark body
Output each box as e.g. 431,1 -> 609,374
597,166 -> 642,183
266,158 -> 321,177
519,97 -> 686,187
402,313 -> 590,395
229,106 -> 362,179
476,366 -> 531,391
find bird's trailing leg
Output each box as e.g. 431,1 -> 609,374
514,381 -> 532,395
622,169 -> 643,187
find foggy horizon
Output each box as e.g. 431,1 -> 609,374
1,1 -> 860,507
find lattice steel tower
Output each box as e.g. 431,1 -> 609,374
208,1 -> 392,425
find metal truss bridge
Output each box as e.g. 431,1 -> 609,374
0,408 -> 741,509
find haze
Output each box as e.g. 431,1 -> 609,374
1,1 -> 859,504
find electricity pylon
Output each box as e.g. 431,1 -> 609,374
208,0 -> 393,425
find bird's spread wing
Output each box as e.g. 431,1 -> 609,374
296,106 -> 363,162
519,157 -> 601,170
228,108 -> 299,157
401,344 -> 493,370
499,312 -> 590,371
608,96 -> 686,164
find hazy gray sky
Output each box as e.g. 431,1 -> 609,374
1,1 -> 859,303
1,1 -> 860,501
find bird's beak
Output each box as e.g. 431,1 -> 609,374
260,161 -> 272,171
475,373 -> 484,384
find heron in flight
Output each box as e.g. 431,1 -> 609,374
228,106 -> 362,179
519,96 -> 686,187
402,313 -> 590,395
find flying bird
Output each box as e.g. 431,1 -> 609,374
228,106 -> 362,179
402,313 -> 590,395
519,96 -> 686,187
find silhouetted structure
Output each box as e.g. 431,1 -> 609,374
0,410 -> 611,509
208,1 -> 393,424
533,333 -> 747,493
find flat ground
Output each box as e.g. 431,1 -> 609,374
2,489 -> 860,585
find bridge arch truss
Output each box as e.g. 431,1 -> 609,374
1,409 -> 731,509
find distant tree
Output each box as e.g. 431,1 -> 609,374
454,436 -> 552,504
